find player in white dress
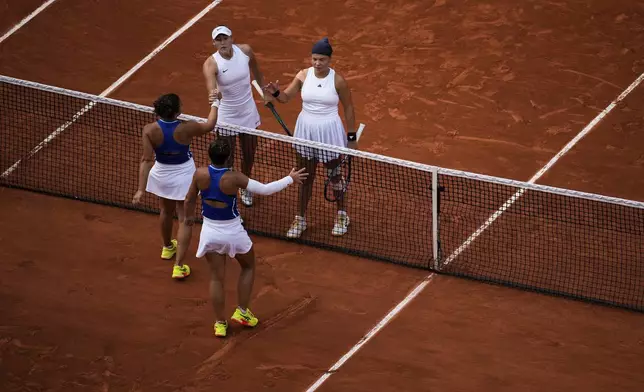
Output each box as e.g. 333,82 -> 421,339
203,26 -> 267,207
263,37 -> 359,239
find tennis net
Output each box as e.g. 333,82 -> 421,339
2,75 -> 643,312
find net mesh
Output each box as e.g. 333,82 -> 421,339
438,176 -> 644,309
2,75 -> 643,312
0,77 -> 434,268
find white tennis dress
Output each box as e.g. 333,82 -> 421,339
287,67 -> 350,239
293,67 -> 346,163
213,45 -> 261,135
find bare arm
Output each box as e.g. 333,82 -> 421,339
239,44 -> 264,87
132,126 -> 156,204
336,73 -> 356,135
263,69 -> 306,104
184,168 -> 206,224
180,100 -> 220,139
202,57 -> 219,94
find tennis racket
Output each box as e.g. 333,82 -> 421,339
251,80 -> 292,136
324,123 -> 365,203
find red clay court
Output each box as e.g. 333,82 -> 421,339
1,1 -> 644,391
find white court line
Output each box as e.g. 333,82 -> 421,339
1,0 -> 224,178
0,0 -> 58,45
443,70 -> 644,266
305,71 -> 644,392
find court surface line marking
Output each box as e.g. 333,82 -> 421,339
305,71 -> 644,392
1,0 -> 224,178
0,0 -> 58,45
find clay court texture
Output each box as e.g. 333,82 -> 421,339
1,0 -> 644,391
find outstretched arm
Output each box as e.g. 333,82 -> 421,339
263,69 -> 306,104
183,99 -> 220,138
221,168 -> 308,196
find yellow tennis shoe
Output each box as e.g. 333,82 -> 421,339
172,264 -> 190,279
161,239 -> 178,259
214,321 -> 228,337
231,307 -> 258,327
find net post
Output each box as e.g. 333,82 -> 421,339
432,168 -> 439,270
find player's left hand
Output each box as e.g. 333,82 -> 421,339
209,89 -> 222,104
348,140 -> 359,150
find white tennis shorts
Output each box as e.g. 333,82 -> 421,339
196,216 -> 253,258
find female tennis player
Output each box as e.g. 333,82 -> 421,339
181,137 -> 307,337
262,37 -> 358,239
203,25 -> 267,208
132,93 -> 220,280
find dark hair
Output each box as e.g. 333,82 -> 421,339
208,137 -> 231,165
153,93 -> 181,120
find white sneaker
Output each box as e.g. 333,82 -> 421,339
332,211 -> 349,236
286,215 -> 307,238
240,189 -> 253,206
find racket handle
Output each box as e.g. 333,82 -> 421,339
356,123 -> 366,141
251,80 -> 265,98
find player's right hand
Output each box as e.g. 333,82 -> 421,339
209,89 -> 222,104
289,167 -> 308,184
132,190 -> 144,205
263,81 -> 280,95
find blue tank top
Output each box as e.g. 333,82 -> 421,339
200,166 -> 240,221
153,119 -> 192,165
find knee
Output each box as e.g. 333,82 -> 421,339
159,205 -> 174,220
240,262 -> 255,273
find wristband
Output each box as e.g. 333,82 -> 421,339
272,90 -> 280,98
347,132 -> 357,142
211,98 -> 220,108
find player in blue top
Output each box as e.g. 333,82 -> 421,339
180,137 -> 307,337
132,92 -> 220,280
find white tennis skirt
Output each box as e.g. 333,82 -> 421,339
196,216 -> 253,258
293,111 -> 346,163
146,158 -> 196,201
216,98 -> 261,136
